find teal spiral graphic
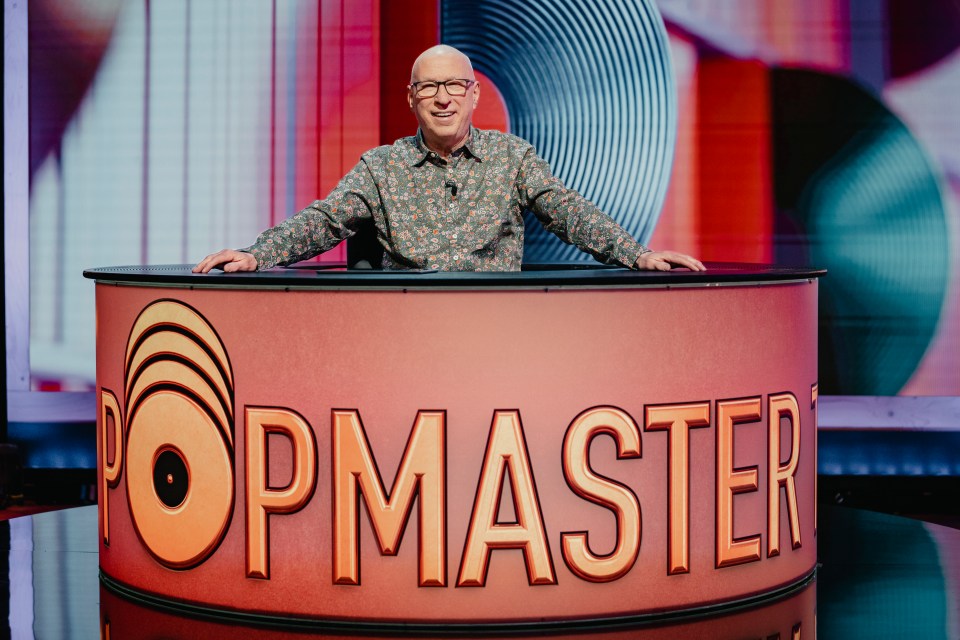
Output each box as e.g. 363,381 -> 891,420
772,69 -> 950,394
442,0 -> 677,261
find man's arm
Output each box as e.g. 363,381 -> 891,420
517,148 -> 704,271
193,160 -> 381,273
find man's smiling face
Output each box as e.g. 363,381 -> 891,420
408,48 -> 479,156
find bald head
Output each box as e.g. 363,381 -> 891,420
407,44 -> 479,157
410,45 -> 475,83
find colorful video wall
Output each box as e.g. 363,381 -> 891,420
21,0 -> 960,395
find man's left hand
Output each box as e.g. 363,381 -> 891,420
634,251 -> 706,272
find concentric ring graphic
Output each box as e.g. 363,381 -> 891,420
443,0 -> 677,261
123,300 -> 236,568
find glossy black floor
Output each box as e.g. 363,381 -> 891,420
1,503 -> 957,639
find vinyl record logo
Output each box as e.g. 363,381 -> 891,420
123,300 -> 235,569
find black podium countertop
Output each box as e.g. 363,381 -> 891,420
84,262 -> 825,289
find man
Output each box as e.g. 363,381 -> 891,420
194,45 -> 704,274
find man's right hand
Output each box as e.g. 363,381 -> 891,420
192,250 -> 258,273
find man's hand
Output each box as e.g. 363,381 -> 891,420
634,251 -> 706,272
192,250 -> 258,274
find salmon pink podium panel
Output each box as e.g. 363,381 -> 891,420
85,263 -> 824,631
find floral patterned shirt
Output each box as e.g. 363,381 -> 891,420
246,128 -> 649,271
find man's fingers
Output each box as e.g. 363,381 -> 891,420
192,250 -> 257,273
223,259 -> 249,273
669,254 -> 706,271
193,253 -> 226,273
193,251 -> 224,273
191,257 -> 213,273
635,251 -> 706,272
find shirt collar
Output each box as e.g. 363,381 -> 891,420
405,128 -> 485,166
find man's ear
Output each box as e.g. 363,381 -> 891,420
473,81 -> 480,108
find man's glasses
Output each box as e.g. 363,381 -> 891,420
410,79 -> 475,98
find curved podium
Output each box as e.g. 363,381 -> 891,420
85,262 -> 824,631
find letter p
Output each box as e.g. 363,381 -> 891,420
245,407 -> 318,579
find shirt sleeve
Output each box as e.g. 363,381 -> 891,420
516,146 -> 648,269
245,160 -> 380,269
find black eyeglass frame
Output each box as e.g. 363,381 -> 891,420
409,79 -> 476,98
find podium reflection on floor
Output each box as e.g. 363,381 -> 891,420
2,504 -> 957,638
